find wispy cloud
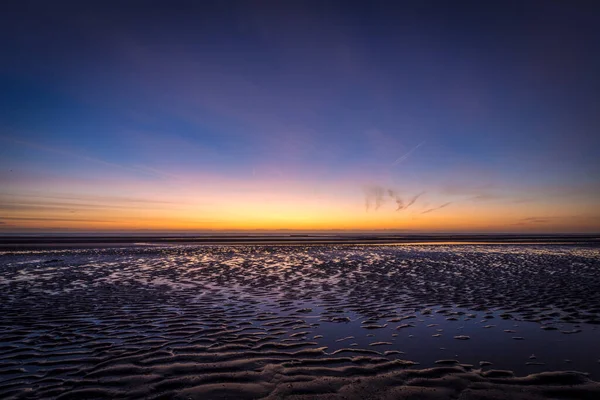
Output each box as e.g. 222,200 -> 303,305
364,185 -> 386,211
364,185 -> 424,212
403,191 -> 425,210
391,141 -> 425,166
511,217 -> 552,226
0,133 -> 175,180
421,202 -> 452,214
8,192 -> 180,205
0,216 -> 116,223
0,192 -> 185,214
522,217 -> 551,223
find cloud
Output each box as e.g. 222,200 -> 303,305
512,217 -> 552,225
364,185 -> 386,211
404,191 -> 425,210
0,133 -> 175,180
469,193 -> 503,202
421,202 -> 452,214
391,141 -> 425,166
521,217 -> 551,223
364,185 -> 424,212
0,197 -> 181,213
386,189 -> 405,211
0,216 -> 116,223
11,192 -> 180,205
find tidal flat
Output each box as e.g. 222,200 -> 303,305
1,243 -> 600,399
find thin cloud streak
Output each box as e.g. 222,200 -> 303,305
0,216 -> 117,223
391,141 -> 425,166
402,191 -> 425,211
421,202 -> 452,214
0,133 -> 176,180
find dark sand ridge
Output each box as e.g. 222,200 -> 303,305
1,244 -> 600,399
1,233 -> 599,251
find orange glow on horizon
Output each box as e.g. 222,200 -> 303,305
2,164 -> 599,233
3,191 -> 599,233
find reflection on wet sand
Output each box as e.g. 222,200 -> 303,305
1,244 -> 599,399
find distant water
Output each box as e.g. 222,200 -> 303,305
1,244 -> 599,398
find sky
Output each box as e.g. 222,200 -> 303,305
1,1 -> 599,233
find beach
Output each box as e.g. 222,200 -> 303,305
1,241 -> 600,399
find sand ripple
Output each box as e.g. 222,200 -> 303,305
1,244 -> 600,398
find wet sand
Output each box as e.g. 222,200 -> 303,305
1,243 -> 600,399
1,234 -> 599,250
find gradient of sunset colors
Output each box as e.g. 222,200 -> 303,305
1,1 -> 599,233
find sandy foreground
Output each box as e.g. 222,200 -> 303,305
1,243 -> 600,399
